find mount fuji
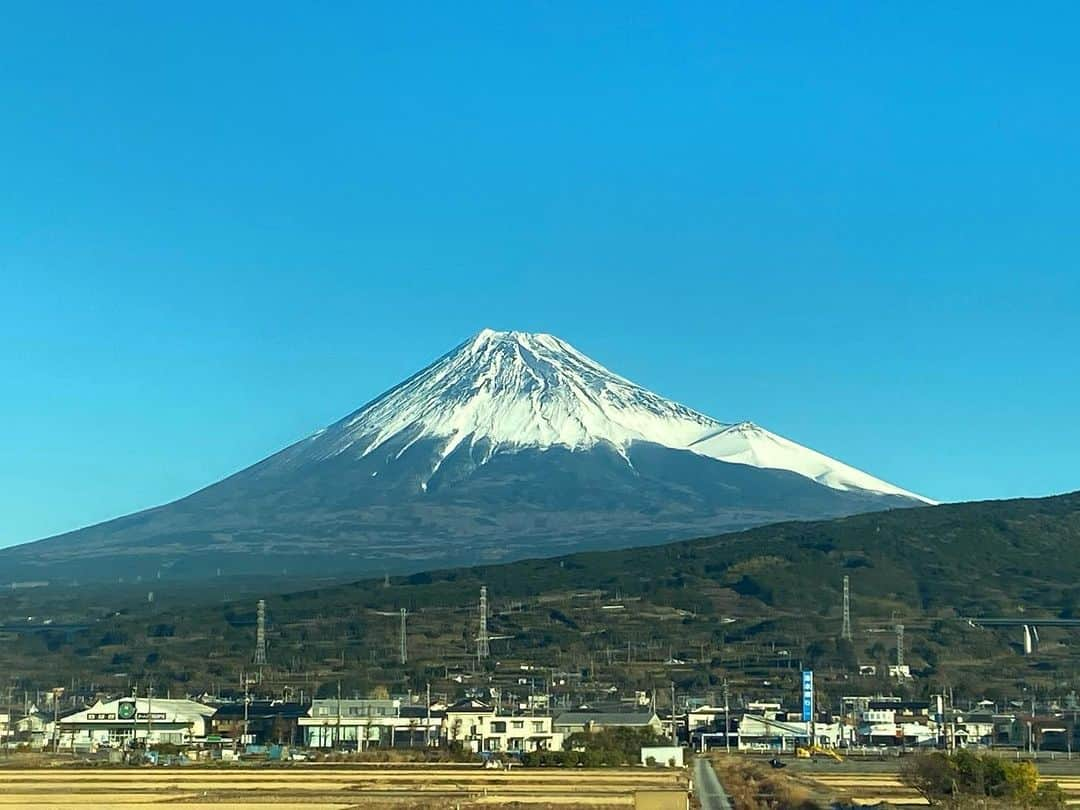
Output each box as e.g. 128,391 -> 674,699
1,329 -> 931,583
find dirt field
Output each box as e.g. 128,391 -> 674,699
0,764 -> 690,809
786,757 -> 1080,807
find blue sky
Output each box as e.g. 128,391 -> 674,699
2,2 -> 1078,548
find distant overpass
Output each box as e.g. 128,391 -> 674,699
963,617 -> 1080,627
963,617 -> 1080,655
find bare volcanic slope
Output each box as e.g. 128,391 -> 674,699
1,329 -> 931,583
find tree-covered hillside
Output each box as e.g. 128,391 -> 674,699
2,491 -> 1078,708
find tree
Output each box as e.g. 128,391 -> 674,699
900,752 -> 1064,809
900,752 -> 957,806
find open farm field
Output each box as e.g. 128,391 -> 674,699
0,764 -> 689,809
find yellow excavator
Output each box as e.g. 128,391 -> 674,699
796,744 -> 843,762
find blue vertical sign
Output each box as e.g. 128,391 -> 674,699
801,670 -> 814,722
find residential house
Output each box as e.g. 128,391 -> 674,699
210,701 -> 307,745
443,700 -> 563,754
299,698 -> 442,749
855,700 -> 935,746
553,711 -> 663,737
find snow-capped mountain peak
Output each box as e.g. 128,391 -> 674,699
299,329 -> 931,503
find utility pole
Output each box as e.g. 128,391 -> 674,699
51,688 -> 60,754
841,575 -> 853,641
723,679 -> 731,754
670,683 -> 677,745
145,679 -> 153,755
3,682 -> 15,760
242,673 -> 250,749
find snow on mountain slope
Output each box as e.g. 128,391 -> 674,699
688,422 -> 930,501
294,328 -> 931,503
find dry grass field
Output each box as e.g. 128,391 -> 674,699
787,758 -> 1080,807
0,764 -> 689,810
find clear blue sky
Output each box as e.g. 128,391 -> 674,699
3,2 -> 1078,548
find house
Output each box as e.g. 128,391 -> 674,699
14,707 -> 50,748
56,698 -> 215,751
686,705 -> 736,751
553,711 -> 663,737
951,710 -> 997,747
210,701 -> 307,745
855,700 -> 936,746
443,700 -> 562,754
299,698 -> 442,749
444,699 -> 493,750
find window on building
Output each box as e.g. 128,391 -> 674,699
512,720 -> 524,729
532,721 -> 545,733
491,721 -> 506,733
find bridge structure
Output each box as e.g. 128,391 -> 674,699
963,617 -> 1080,655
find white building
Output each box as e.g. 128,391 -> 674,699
299,698 -> 440,749
444,700 -> 563,754
854,700 -> 937,746
56,698 -> 215,751
736,715 -> 844,751
641,745 -> 684,767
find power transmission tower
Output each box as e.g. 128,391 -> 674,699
254,599 -> 267,667
399,608 -> 408,665
841,575 -> 853,641
477,586 -> 490,661
895,623 -> 905,668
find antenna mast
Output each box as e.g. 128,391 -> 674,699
399,608 -> 408,665
895,623 -> 905,668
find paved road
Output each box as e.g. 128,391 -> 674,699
693,756 -> 733,810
